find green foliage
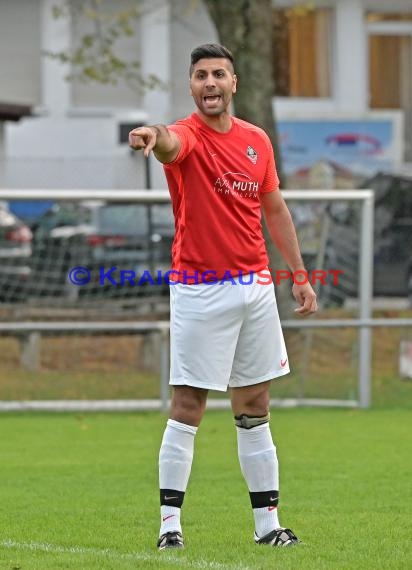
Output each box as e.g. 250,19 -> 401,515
46,0 -> 167,93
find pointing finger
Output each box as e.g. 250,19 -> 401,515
144,138 -> 156,157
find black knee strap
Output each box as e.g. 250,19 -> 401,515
234,413 -> 270,429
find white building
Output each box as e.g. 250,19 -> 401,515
0,0 -> 411,190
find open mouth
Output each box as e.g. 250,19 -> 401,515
203,95 -> 221,103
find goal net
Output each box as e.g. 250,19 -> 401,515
0,189 -> 374,409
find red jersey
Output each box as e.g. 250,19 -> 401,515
164,113 -> 279,282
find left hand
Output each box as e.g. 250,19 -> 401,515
292,282 -> 318,316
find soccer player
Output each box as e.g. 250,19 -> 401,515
129,43 -> 317,550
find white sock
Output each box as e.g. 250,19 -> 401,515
237,423 -> 281,537
159,418 -> 197,536
160,505 -> 182,535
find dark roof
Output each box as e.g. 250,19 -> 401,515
0,103 -> 32,122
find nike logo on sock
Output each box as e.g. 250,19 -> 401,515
164,496 -> 178,500
162,515 -> 175,522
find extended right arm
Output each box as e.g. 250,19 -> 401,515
128,124 -> 181,164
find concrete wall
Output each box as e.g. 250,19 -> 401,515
170,0 -> 217,121
0,0 -> 42,106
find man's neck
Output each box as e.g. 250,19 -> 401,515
195,110 -> 232,133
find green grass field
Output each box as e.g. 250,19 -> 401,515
1,409 -> 411,569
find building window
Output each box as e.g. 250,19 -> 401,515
366,11 -> 412,159
273,6 -> 333,98
369,34 -> 412,109
367,12 -> 412,109
366,12 -> 412,23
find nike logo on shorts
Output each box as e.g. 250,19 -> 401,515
280,358 -> 288,368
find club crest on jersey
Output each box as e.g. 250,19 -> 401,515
246,145 -> 257,164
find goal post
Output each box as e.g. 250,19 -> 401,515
280,190 -> 374,408
0,188 -> 375,409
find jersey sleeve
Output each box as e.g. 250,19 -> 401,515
167,122 -> 198,164
260,133 -> 280,193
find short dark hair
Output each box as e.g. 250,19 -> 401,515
189,43 -> 234,75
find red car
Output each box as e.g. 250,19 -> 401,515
0,203 -> 32,302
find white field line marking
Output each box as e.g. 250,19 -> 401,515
0,539 -> 253,570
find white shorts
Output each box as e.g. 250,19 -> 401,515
169,271 -> 290,392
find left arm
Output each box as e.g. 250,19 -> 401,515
260,190 -> 318,316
